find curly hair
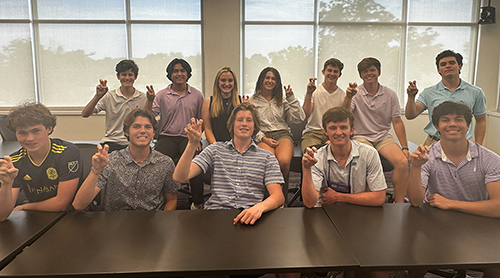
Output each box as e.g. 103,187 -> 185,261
253,67 -> 284,107
7,103 -> 56,134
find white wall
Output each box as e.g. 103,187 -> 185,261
4,0 -> 500,155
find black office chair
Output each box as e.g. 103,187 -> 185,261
285,120 -> 307,207
74,142 -> 102,210
0,115 -> 17,141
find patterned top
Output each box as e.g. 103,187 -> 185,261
96,147 -> 180,211
10,139 -> 82,203
421,140 -> 500,202
192,140 -> 284,210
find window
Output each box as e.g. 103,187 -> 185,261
0,0 -> 202,107
243,0 -> 479,106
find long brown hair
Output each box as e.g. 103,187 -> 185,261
211,67 -> 240,118
253,67 -> 283,107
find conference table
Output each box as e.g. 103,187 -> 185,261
0,207 -> 358,277
323,203 -> 500,271
0,211 -> 64,270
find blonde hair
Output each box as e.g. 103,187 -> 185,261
211,67 -> 240,118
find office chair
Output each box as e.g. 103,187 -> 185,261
0,115 -> 17,141
74,142 -> 102,210
285,120 -> 307,207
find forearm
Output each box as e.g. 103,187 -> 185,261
144,99 -> 153,112
447,199 -> 500,218
163,198 -> 177,211
407,165 -> 426,206
301,168 -> 320,208
302,94 -> 313,120
256,190 -> 284,213
205,129 -> 216,144
22,195 -> 72,212
393,120 -> 408,148
474,117 -> 486,145
72,172 -> 100,211
81,96 -> 100,117
336,190 -> 386,206
172,142 -> 198,183
341,96 -> 352,111
0,186 -> 16,221
405,96 -> 418,119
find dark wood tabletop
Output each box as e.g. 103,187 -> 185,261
0,141 -> 20,157
0,211 -> 64,270
323,203 -> 500,271
0,207 -> 358,277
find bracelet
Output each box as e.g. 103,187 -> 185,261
402,147 -> 409,150
90,167 -> 102,176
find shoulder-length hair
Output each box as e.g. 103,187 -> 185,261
253,67 -> 283,107
211,67 -> 240,118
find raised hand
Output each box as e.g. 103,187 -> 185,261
346,82 -> 357,98
96,79 -> 108,98
0,156 -> 19,186
407,81 -> 418,97
284,85 -> 294,98
146,85 -> 155,101
306,78 -> 317,95
185,118 -> 203,145
302,147 -> 318,169
91,145 -> 109,174
410,144 -> 429,168
241,95 -> 250,103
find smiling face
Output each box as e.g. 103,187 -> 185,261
16,124 -> 52,156
125,116 -> 154,148
262,71 -> 276,91
116,69 -> 137,88
324,120 -> 354,149
359,65 -> 380,85
233,110 -> 255,141
437,56 -> 462,78
435,113 -> 468,142
322,65 -> 341,85
218,71 -> 235,95
171,63 -> 188,85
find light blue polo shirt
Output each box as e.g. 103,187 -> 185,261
416,80 -> 486,138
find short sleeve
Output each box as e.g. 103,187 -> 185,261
472,89 -> 487,116
263,153 -> 285,186
58,144 -> 82,182
365,151 -> 387,192
95,93 -> 108,113
192,144 -> 216,173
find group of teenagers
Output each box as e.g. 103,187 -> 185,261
0,49 -> 499,278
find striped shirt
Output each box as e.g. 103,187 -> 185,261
193,140 -> 284,210
422,140 -> 500,202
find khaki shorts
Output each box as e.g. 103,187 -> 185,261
354,137 -> 395,152
264,129 -> 293,143
301,129 -> 328,153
